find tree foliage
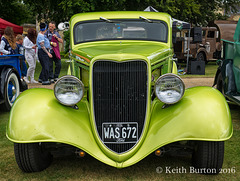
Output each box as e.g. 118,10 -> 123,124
0,0 -> 35,25
63,30 -> 70,53
46,0 -> 240,26
223,0 -> 240,15
2,0 -> 239,26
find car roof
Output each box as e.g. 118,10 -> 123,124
70,11 -> 171,26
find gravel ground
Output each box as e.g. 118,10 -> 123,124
181,77 -> 215,88
27,77 -> 215,90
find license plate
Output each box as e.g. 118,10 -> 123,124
102,122 -> 138,143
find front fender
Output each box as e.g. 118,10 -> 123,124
7,88 -> 117,167
122,86 -> 232,167
7,87 -> 232,168
196,48 -> 207,59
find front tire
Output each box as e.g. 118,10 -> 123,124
0,69 -> 20,111
192,141 -> 224,174
216,73 -> 224,94
14,143 -> 52,172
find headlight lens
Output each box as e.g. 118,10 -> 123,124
154,73 -> 185,104
54,76 -> 84,106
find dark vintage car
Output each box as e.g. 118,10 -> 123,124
174,20 -> 237,64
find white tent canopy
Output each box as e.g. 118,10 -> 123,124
144,6 -> 158,12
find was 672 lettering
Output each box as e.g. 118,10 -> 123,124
102,122 -> 138,143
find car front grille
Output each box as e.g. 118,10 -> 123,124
92,60 -> 148,153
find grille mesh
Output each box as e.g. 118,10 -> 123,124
92,60 -> 148,153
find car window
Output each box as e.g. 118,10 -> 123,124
207,31 -> 215,38
74,20 -> 168,44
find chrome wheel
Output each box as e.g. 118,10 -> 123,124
0,69 -> 20,111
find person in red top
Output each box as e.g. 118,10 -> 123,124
45,21 -> 63,83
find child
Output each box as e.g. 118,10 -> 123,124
15,34 -> 28,82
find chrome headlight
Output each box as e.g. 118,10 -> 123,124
154,73 -> 185,104
54,76 -> 84,106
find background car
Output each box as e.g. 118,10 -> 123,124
0,54 -> 27,111
213,18 -> 240,105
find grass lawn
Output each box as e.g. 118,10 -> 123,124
178,61 -> 218,78
34,59 -> 69,81
0,60 -> 239,180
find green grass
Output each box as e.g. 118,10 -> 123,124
178,61 -> 218,78
34,59 -> 69,81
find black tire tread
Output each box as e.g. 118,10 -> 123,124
216,73 -> 223,93
14,143 -> 52,172
192,141 -> 224,174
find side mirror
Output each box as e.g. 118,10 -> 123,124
58,22 -> 69,31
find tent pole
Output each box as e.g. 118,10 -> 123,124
186,30 -> 190,73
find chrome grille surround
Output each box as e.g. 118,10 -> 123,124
92,60 -> 148,154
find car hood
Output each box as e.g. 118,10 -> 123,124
72,40 -> 172,64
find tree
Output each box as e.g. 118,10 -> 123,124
22,0 -> 63,24
222,0 -> 240,15
55,0 -> 240,26
22,0 -> 94,24
22,0 -> 240,26
0,0 -> 35,25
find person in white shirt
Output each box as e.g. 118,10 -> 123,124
23,28 -> 38,83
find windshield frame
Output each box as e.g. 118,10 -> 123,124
73,19 -> 168,45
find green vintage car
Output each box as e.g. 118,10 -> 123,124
7,11 -> 232,174
214,19 -> 240,106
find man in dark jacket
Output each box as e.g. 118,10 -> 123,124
45,21 -> 63,83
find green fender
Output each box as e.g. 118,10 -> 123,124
7,88 -> 118,167
123,86 -> 232,167
6,87 -> 232,168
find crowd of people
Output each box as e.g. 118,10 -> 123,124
0,22 -> 63,85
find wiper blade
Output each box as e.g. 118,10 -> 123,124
100,17 -> 113,23
139,16 -> 153,23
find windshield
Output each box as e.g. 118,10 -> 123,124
74,20 -> 168,44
